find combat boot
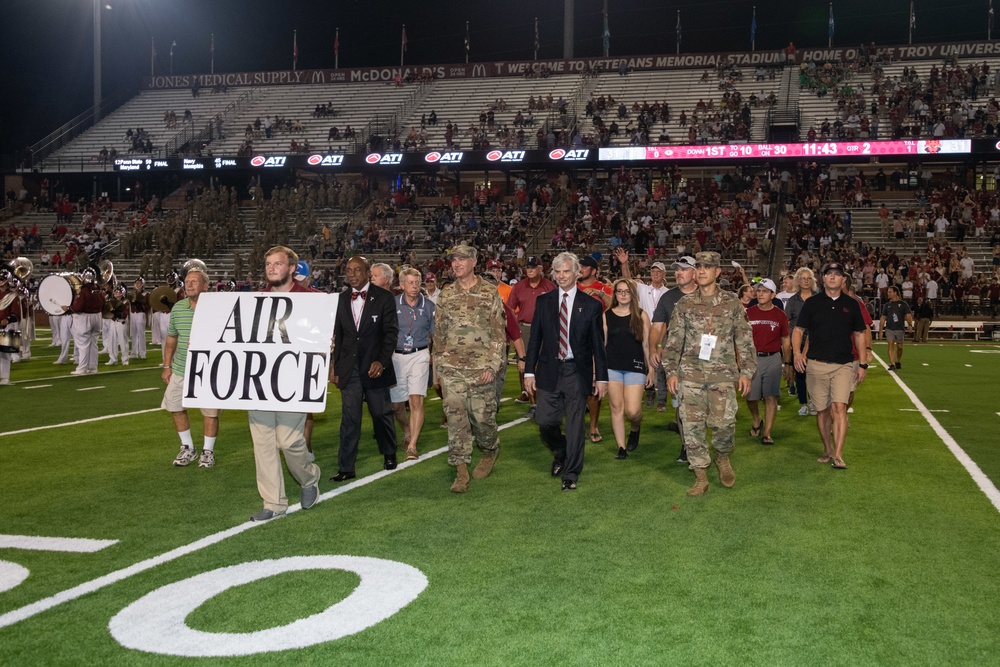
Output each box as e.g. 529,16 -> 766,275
450,462 -> 470,493
687,468 -> 710,496
472,449 -> 498,479
716,455 -> 736,488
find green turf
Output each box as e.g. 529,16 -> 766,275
1,332 -> 999,665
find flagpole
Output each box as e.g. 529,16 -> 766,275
991,0 -> 995,41
293,30 -> 298,71
828,2 -> 833,48
150,37 -> 155,78
210,33 -> 215,74
909,1 -> 913,44
465,21 -> 469,64
534,17 -> 539,60
752,6 -> 757,52
335,27 -> 339,69
676,10 -> 681,55
602,0 -> 609,58
401,24 -> 406,67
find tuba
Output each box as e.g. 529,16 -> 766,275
98,259 -> 116,290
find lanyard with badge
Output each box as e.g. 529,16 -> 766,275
401,297 -> 419,352
698,298 -> 722,361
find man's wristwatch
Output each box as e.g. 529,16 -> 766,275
518,356 -> 526,362
858,363 -> 869,369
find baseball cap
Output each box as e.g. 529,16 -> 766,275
651,262 -> 667,272
580,255 -> 600,270
294,260 -> 310,281
821,262 -> 845,276
695,251 -> 721,268
671,256 -> 696,270
424,272 -> 436,281
486,259 -> 503,270
525,256 -> 542,268
450,244 -> 478,260
757,278 -> 777,293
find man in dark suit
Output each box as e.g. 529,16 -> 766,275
330,256 -> 399,481
524,252 -> 609,491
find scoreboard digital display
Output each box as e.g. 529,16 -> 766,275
599,139 -> 972,161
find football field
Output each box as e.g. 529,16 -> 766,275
1,331 -> 999,665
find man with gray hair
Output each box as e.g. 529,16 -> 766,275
391,266 -> 435,460
524,252 -> 608,491
370,263 -> 394,291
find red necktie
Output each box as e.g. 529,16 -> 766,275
352,290 -> 367,301
559,293 -> 570,360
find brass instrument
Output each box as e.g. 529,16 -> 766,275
149,285 -> 179,313
182,258 -> 209,279
12,257 -> 33,282
98,259 -> 116,289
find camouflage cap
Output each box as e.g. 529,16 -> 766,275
450,244 -> 478,260
695,251 -> 721,268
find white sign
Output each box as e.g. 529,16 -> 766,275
182,292 -> 338,413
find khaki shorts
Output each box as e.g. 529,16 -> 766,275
806,360 -> 854,412
161,372 -> 221,417
885,329 -> 905,343
390,348 -> 431,403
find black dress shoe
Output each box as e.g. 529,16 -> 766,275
551,459 -> 565,477
330,471 -> 356,482
616,447 -> 628,460
561,479 -> 577,491
384,456 -> 398,470
626,427 -> 640,452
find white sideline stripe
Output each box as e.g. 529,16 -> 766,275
429,396 -> 441,401
130,388 -> 159,393
0,408 -> 162,438
0,415 -> 533,629
77,386 -> 105,392
0,535 -> 118,553
499,397 -> 512,403
23,385 -> 52,390
874,351 -> 1000,514
899,408 -> 949,413
10,366 -> 160,385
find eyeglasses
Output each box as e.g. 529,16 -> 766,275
615,289 -> 631,295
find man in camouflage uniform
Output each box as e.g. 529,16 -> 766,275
663,252 -> 756,496
433,244 -> 507,493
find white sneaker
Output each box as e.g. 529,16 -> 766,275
70,369 -> 87,376
0,379 -> 10,386
809,406 -> 818,416
106,360 -> 117,366
53,360 -> 67,365
198,450 -> 215,468
798,405 -> 810,416
173,447 -> 199,467
122,359 -> 129,366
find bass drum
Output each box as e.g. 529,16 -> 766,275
38,273 -> 83,316
0,330 -> 21,353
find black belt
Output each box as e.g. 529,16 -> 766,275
557,357 -> 575,363
756,351 -> 779,357
394,345 -> 428,355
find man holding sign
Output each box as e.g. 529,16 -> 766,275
247,246 -> 322,522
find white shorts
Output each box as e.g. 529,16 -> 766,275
390,348 -> 431,403
161,372 -> 220,417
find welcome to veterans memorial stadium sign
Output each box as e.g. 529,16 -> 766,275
144,40 -> 1000,90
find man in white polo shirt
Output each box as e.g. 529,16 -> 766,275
391,267 -> 435,460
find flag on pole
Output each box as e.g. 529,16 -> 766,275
676,11 -> 682,51
210,33 -> 215,73
603,13 -> 610,55
151,37 -> 156,77
293,30 -> 298,70
402,25 -> 408,53
909,1 -> 916,31
828,4 -> 835,42
334,28 -> 340,59
534,17 -> 540,59
465,21 -> 470,58
751,7 -> 757,45
991,0 -> 995,31
152,37 -> 156,60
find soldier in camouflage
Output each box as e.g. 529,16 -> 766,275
433,244 -> 507,493
663,251 -> 757,496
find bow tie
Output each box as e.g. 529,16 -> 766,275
352,290 -> 367,301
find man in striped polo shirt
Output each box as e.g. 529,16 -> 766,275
161,263 -> 220,468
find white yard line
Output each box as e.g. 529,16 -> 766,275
22,385 -> 52,390
9,366 -> 160,385
130,388 -> 159,393
0,535 -> 118,553
76,386 -> 105,392
0,408 -> 162,438
0,415 -> 532,629
874,351 -> 1000,514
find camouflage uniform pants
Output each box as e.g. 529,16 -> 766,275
440,367 -> 499,466
677,380 -> 738,469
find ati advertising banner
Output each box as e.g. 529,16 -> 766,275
182,292 -> 338,413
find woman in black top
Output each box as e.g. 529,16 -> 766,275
603,279 -> 654,460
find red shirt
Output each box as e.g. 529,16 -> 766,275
507,277 -> 556,325
850,295 -> 874,361
747,305 -> 789,353
503,304 -> 521,342
578,279 -> 613,310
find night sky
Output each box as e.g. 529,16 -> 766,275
0,0 -> 993,155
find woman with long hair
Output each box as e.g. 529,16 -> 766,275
784,267 -> 817,416
603,278 -> 655,460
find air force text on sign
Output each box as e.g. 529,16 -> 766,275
182,292 -> 338,412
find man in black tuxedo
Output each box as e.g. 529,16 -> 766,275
330,256 -> 399,481
524,252 -> 608,491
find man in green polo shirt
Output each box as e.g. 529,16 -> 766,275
161,263 -> 221,468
